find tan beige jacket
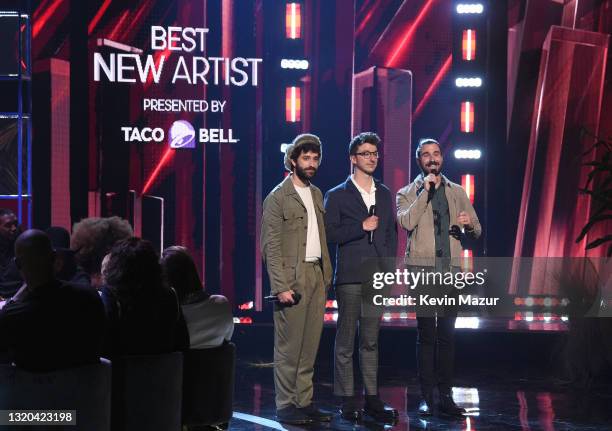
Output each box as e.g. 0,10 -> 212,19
261,175 -> 333,295
396,174 -> 481,266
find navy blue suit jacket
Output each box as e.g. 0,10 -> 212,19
324,176 -> 397,285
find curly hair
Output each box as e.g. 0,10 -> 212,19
103,237 -> 165,307
71,216 -> 133,275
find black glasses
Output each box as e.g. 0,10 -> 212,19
355,151 -> 379,159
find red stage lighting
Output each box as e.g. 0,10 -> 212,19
460,101 -> 474,133
238,301 -> 254,310
461,174 -> 475,203
462,29 -> 476,61
414,54 -> 452,119
285,86 -> 301,122
385,0 -> 436,68
88,0 -> 112,35
285,3 -> 302,39
142,148 -> 175,195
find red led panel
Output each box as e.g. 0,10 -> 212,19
285,3 -> 302,39
461,174 -> 475,203
462,29 -> 476,61
285,86 -> 301,122
460,101 -> 474,133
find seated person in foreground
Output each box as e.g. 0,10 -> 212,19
0,230 -> 106,372
101,238 -> 188,357
161,246 -> 234,349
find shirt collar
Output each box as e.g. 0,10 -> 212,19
350,174 -> 376,194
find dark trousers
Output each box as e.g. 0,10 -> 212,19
334,283 -> 383,396
416,309 -> 458,397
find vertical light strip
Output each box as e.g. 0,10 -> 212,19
467,29 -> 472,60
285,86 -> 301,122
291,3 -> 297,38
461,174 -> 475,203
462,29 -> 476,61
461,101 -> 474,133
291,86 -> 297,121
286,3 -> 301,39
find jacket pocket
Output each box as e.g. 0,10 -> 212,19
283,207 -> 304,231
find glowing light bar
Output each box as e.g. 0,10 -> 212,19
285,86 -> 301,122
238,301 -> 254,310
280,59 -> 309,70
233,317 -> 253,324
455,317 -> 480,329
285,3 -> 302,39
461,174 -> 475,203
324,312 -> 338,322
461,248 -> 473,271
460,101 -> 474,133
455,77 -> 482,87
454,149 -> 482,159
325,300 -> 338,309
462,29 -> 477,60
456,3 -> 484,14
452,387 -> 480,405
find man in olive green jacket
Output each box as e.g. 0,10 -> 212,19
261,133 -> 332,425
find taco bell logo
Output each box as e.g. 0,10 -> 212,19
169,120 -> 196,149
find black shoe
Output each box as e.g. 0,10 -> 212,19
276,405 -> 313,424
298,404 -> 334,422
340,397 -> 363,422
418,397 -> 434,416
438,394 -> 466,417
364,396 -> 399,423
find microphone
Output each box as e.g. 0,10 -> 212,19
427,167 -> 438,201
264,292 -> 302,306
368,205 -> 376,244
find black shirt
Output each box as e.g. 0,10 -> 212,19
0,280 -> 106,372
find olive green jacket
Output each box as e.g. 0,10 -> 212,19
396,173 -> 481,266
261,175 -> 333,295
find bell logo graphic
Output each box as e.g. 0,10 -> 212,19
169,120 -> 196,149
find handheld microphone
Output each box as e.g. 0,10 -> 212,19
368,205 -> 376,244
427,167 -> 438,201
429,167 -> 438,189
264,292 -> 302,306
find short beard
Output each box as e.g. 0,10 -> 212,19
422,162 -> 441,175
295,165 -> 316,183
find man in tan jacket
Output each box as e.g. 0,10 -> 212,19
261,133 -> 333,425
397,138 -> 481,417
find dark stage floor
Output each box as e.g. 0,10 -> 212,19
226,323 -> 612,431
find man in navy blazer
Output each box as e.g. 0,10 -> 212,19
324,132 -> 398,423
